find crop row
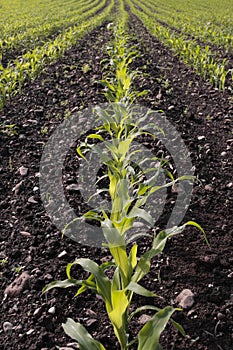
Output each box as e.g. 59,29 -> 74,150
0,0 -> 105,61
138,0 -> 233,52
0,0 -> 114,109
127,0 -> 232,90
42,1 -> 207,349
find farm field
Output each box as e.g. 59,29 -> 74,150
0,0 -> 232,349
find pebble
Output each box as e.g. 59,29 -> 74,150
3,322 -> 13,334
138,314 -> 152,324
28,196 -> 38,204
44,273 -> 53,280
226,182 -> 232,188
20,231 -> 31,237
221,151 -> 227,157
26,329 -> 34,335
33,307 -> 42,317
197,136 -> 205,140
66,184 -> 80,191
48,306 -> 56,314
204,184 -> 213,191
18,166 -> 28,176
86,318 -> 97,326
12,181 -> 24,195
4,271 -> 30,298
175,289 -> 195,309
58,250 -> 67,258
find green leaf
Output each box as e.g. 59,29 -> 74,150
66,259 -> 112,306
126,282 -> 158,298
128,305 -> 160,322
76,145 -> 87,160
185,221 -> 209,246
128,305 -> 185,336
107,289 -> 129,329
87,133 -> 104,141
129,244 -> 137,270
127,208 -> 154,226
138,306 -> 177,350
42,279 -> 81,293
62,318 -> 106,350
171,319 -> 186,337
106,289 -> 129,349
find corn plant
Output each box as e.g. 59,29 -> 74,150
128,0 -> 231,90
43,2 -> 208,348
0,0 -> 114,109
44,102 -> 207,350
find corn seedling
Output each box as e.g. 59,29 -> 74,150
44,2 -> 208,349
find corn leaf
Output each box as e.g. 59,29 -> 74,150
66,259 -> 112,306
42,279 -> 81,293
129,244 -> 137,270
62,318 -> 106,350
137,306 -> 177,350
87,133 -> 104,141
126,282 -> 158,298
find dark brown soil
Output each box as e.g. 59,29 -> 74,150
0,9 -> 232,350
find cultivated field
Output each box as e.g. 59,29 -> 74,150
0,0 -> 232,349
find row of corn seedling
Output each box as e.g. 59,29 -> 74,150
0,0 -> 114,109
0,0 -> 102,58
139,0 -> 233,52
43,1 -> 207,349
128,0 -> 232,91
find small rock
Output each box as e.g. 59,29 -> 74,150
58,250 -> 67,258
3,322 -> 13,334
4,271 -> 30,298
66,184 -> 80,191
33,186 -> 39,192
12,181 -> 24,195
48,306 -> 55,314
28,196 -> 38,204
18,166 -> 28,176
25,255 -> 32,263
20,231 -> 31,237
187,309 -> 196,316
221,151 -> 227,157
26,329 -> 34,335
138,314 -> 152,324
204,184 -> 213,192
86,309 -> 98,317
168,105 -> 175,110
175,289 -> 195,309
33,307 -> 42,317
197,136 -> 205,141
226,182 -> 232,188
86,318 -> 97,326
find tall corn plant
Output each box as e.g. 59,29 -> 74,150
44,2 -> 207,349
